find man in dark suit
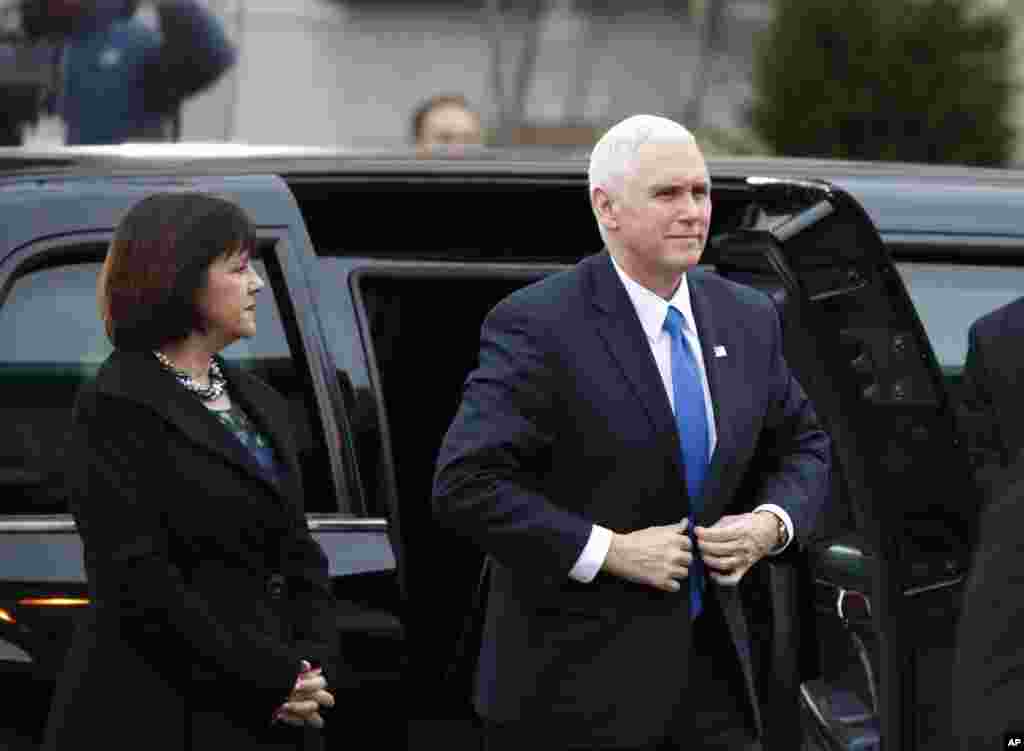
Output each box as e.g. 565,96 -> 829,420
432,114 -> 831,750
952,454 -> 1024,750
962,297 -> 1024,475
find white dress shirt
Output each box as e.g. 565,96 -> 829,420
568,256 -> 794,582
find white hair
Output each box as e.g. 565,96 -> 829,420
587,114 -> 697,198
587,115 -> 698,245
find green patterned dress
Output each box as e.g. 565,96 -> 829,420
210,402 -> 285,487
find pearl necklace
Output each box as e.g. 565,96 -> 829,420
153,351 -> 227,402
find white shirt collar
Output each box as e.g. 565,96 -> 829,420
608,253 -> 699,342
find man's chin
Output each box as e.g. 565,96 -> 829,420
671,251 -> 703,272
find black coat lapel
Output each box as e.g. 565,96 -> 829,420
586,252 -> 690,500
95,350 -> 297,506
220,361 -> 304,506
687,273 -> 736,524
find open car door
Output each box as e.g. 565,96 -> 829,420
706,176 -> 977,751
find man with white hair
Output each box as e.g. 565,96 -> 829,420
433,114 -> 830,750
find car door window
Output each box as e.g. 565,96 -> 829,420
896,260 -> 1024,473
0,248 -> 336,514
895,262 -> 1024,382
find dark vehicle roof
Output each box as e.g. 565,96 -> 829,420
2,145 -> 1024,241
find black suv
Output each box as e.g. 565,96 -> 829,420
0,148 -> 1014,750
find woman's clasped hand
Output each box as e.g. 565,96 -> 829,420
274,660 -> 336,729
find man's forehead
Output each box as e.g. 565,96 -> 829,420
632,141 -> 709,182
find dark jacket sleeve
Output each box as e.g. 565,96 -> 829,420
432,298 -> 593,578
143,0 -> 236,114
281,490 -> 340,677
70,389 -> 301,723
748,302 -> 831,546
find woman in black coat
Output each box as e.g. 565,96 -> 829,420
43,193 -> 339,750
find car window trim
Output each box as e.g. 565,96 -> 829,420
885,233 -> 1024,263
254,231 -> 365,516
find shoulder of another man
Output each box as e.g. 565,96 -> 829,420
971,295 -> 1024,340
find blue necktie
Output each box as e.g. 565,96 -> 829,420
663,306 -> 709,621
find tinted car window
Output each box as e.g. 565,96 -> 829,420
0,263 -> 292,363
0,255 -> 330,514
0,264 -> 114,366
895,262 -> 1024,379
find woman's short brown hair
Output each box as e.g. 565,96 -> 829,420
98,192 -> 256,350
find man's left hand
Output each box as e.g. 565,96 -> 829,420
694,513 -> 779,586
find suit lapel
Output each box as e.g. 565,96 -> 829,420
96,350 -> 294,507
687,273 -> 737,524
587,252 -> 689,498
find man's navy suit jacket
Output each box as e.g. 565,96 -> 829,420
963,296 -> 1024,469
433,250 -> 831,747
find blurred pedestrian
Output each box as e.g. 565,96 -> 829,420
43,193 -> 340,751
0,39 -> 33,145
0,11 -> 54,146
412,92 -> 483,153
23,0 -> 235,144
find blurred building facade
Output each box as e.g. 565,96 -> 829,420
180,0 -> 771,149
19,0 -> 1023,161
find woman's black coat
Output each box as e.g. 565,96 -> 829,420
43,349 -> 339,750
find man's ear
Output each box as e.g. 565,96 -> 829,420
592,187 -> 618,232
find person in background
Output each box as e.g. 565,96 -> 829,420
412,92 -> 484,153
43,193 -> 338,750
0,40 -> 37,145
23,0 -> 234,144
0,3 -> 56,146
432,114 -> 830,750
951,453 -> 1024,750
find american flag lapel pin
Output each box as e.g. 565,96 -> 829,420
714,345 -> 728,358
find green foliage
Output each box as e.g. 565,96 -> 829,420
752,0 -> 1017,166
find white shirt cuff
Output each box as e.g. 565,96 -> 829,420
754,504 -> 794,555
568,525 -> 613,582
